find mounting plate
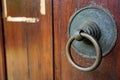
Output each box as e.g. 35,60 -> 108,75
68,5 -> 117,58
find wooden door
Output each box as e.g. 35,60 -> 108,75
53,0 -> 120,80
0,0 -> 120,80
1,0 -> 53,80
0,1 -> 6,80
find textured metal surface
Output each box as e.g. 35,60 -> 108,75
66,32 -> 102,71
68,5 -> 117,58
79,21 -> 101,40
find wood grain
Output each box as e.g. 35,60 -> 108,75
0,1 -> 6,80
53,0 -> 120,80
2,0 -> 53,80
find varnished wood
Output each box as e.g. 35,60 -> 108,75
53,0 -> 120,80
0,1 -> 6,80
0,21 -> 6,80
1,0 -> 120,80
2,0 -> 53,80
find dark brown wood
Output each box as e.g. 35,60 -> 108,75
0,21 -> 5,80
2,0 -> 53,80
53,0 -> 120,80
0,1 -> 6,80
1,0 -> 120,80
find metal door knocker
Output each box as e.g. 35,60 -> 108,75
66,5 -> 117,71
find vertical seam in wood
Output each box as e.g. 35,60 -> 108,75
24,26 -> 30,80
1,0 -> 8,80
51,0 -> 55,80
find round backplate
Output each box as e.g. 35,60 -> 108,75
68,5 -> 117,58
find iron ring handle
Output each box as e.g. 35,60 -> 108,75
66,32 -> 102,71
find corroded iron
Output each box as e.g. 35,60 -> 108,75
68,5 -> 117,58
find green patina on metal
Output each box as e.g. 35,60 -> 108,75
68,5 -> 117,59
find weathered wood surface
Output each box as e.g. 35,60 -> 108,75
53,0 -> 120,80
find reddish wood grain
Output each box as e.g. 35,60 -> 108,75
1,0 -> 120,80
0,1 -> 6,80
0,21 -> 5,80
53,0 -> 120,80
0,1 -> 6,79
2,0 -> 53,80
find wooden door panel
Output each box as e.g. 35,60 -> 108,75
2,0 -> 53,80
53,0 -> 120,80
0,1 -> 6,80
0,21 -> 5,80
1,0 -> 120,80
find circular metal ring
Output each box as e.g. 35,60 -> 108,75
66,32 -> 102,71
